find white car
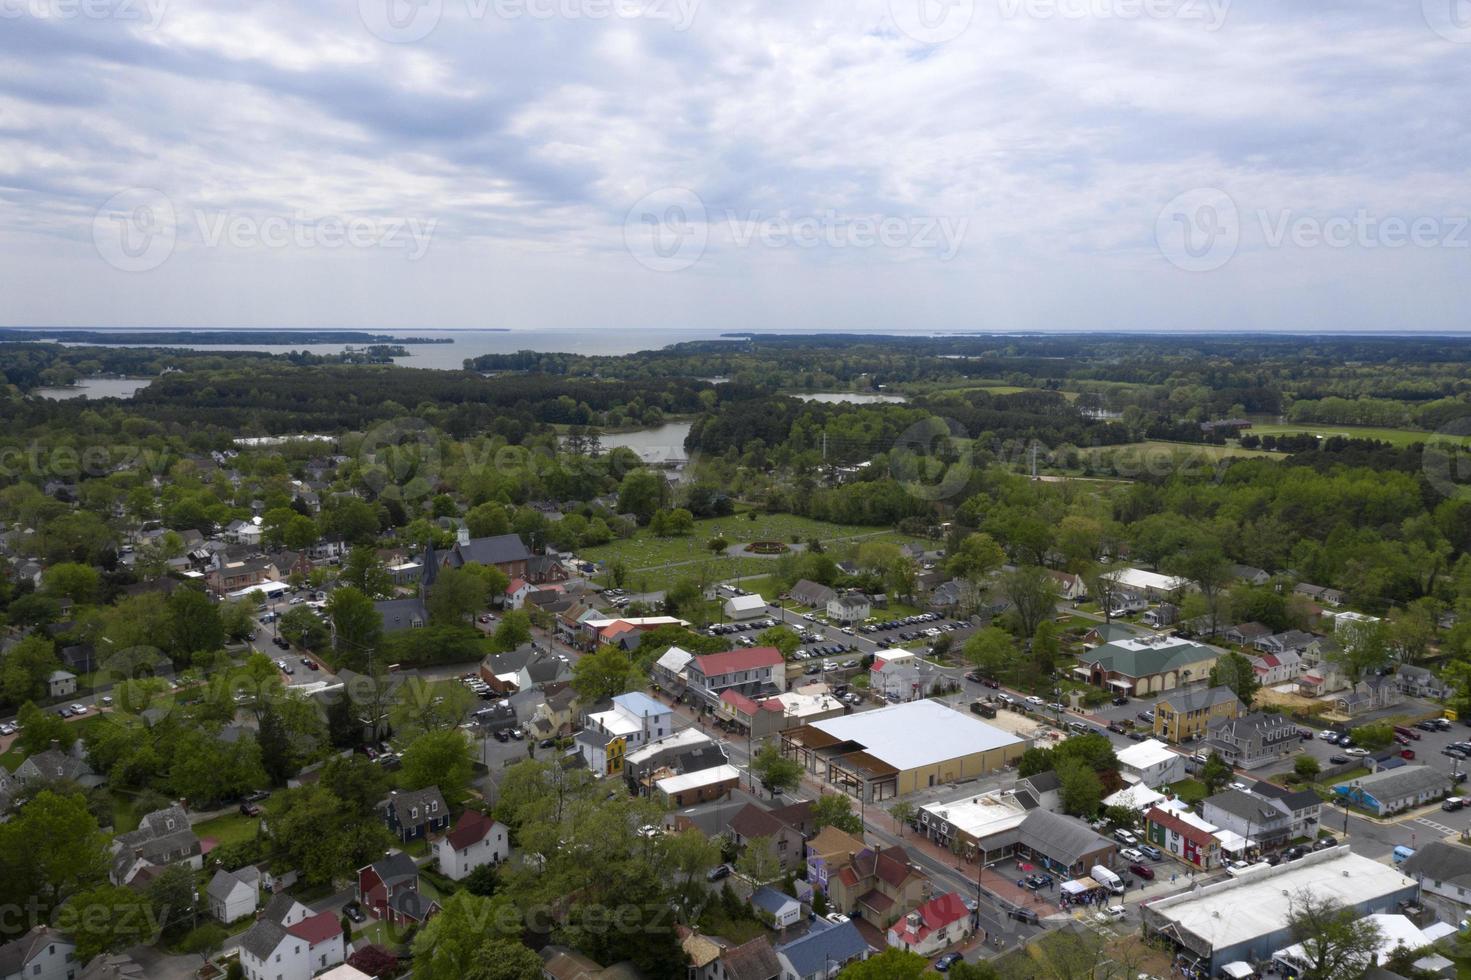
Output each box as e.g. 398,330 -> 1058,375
69,703 -> 88,714
1344,746 -> 1370,757
996,693 -> 1015,705
1229,781 -> 1248,791
0,723 -> 15,736
1319,729 -> 1338,741
1119,847 -> 1145,863
1025,695 -> 1046,706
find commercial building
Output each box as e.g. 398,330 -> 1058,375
1103,567 -> 1191,598
686,647 -> 787,709
1077,635 -> 1223,697
1013,809 -> 1118,878
1151,686 -> 1241,743
1206,712 -> 1299,770
724,593 -> 768,620
576,692 -> 674,776
781,699 -> 1027,803
1141,849 -> 1419,975
916,788 -> 1031,864
1334,765 -> 1453,816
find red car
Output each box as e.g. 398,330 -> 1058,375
1129,863 -> 1155,880
1401,749 -> 1416,760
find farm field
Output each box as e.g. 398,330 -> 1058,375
1249,422 -> 1439,448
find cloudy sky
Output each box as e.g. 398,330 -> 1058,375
1,0 -> 1469,332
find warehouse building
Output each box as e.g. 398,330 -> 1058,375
781,699 -> 1028,803
1141,849 -> 1418,975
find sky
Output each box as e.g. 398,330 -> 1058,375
1,0 -> 1469,333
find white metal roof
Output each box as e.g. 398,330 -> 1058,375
806,698 -> 1026,772
656,764 -> 741,794
919,790 -> 1029,839
1116,738 -> 1179,771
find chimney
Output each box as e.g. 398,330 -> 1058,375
49,739 -> 60,753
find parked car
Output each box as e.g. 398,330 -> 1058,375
1444,797 -> 1465,812
706,864 -> 732,882
1119,847 -> 1144,863
1129,863 -> 1155,880
1112,694 -> 1130,705
1008,907 -> 1040,924
934,953 -> 963,972
238,801 -> 262,816
1113,829 -> 1138,846
343,902 -> 366,923
1319,729 -> 1339,741
1344,746 -> 1369,757
1138,844 -> 1162,860
1127,731 -> 1149,741
69,703 -> 87,714
1329,754 -> 1350,764
1138,711 -> 1155,723
1313,836 -> 1338,850
1401,749 -> 1416,760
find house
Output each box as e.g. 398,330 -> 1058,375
727,801 -> 814,872
1335,766 -> 1452,817
1248,651 -> 1302,686
356,851 -> 439,925
16,745 -> 102,789
1397,665 -> 1450,700
806,825 -> 867,893
1151,686 -> 1241,743
1296,659 -> 1350,697
238,909 -> 345,980
205,556 -> 279,593
926,579 -> 969,613
1231,565 -> 1271,586
528,686 -> 578,739
1145,805 -> 1223,870
725,593 -> 768,621
433,810 -> 508,881
886,892 -> 973,958
261,893 -> 313,929
0,926 -> 76,980
577,691 -> 674,775
47,670 -> 77,698
1248,780 -> 1323,838
1115,739 -> 1186,789
1202,789 -> 1293,850
516,652 -> 571,691
1078,635 -> 1222,697
110,806 -> 203,886
1015,808 -> 1117,878
1103,568 -> 1190,598
1047,570 -> 1088,602
1254,630 -> 1318,658
1333,676 -> 1403,717
1294,583 -> 1344,607
1206,712 -> 1299,770
774,917 -> 869,979
375,596 -> 427,633
1224,622 -> 1273,647
685,647 -> 787,709
1143,604 -> 1179,628
206,868 -> 258,922
1402,840 -> 1471,906
790,580 -> 837,608
504,578 -> 535,609
704,937 -> 782,980
824,845 -> 930,929
381,787 -> 450,843
625,728 -> 731,797
750,887 -> 802,930
651,645 -> 694,696
655,764 -> 741,807
826,594 -> 870,625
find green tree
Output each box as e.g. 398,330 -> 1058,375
963,627 -> 1014,679
999,565 -> 1059,638
1200,751 -> 1232,796
1209,651 -> 1260,707
465,503 -> 511,539
265,784 -> 395,885
339,547 -> 393,598
410,892 -> 523,980
1032,619 -> 1061,676
42,562 -> 101,604
427,565 -> 487,626
326,587 -> 382,669
168,586 -> 225,662
570,645 -> 641,704
750,743 -> 802,798
1286,890 -> 1385,980
617,470 -> 664,525
13,701 -> 71,756
146,863 -> 199,939
811,793 -> 863,834
278,605 -> 330,649
735,835 -> 782,885
218,600 -> 257,643
756,625 -> 801,660
1056,757 -> 1103,817
888,801 -> 915,837
838,947 -> 929,979
0,635 -> 61,707
400,728 -> 475,799
390,677 -> 478,738
466,940 -> 543,980
1294,754 -> 1321,781
0,790 -> 111,926
54,885 -> 158,958
1326,619 -> 1392,685
1351,722 -> 1394,752
491,610 -> 532,652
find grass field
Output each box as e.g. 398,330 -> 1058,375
1249,422 -> 1440,448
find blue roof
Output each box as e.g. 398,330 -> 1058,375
776,919 -> 868,975
613,692 -> 666,718
750,886 -> 798,916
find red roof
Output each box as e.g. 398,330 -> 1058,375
694,647 -> 784,675
444,810 -> 498,852
889,892 -> 969,944
1145,806 -> 1214,845
286,911 -> 343,945
720,690 -> 782,715
506,578 -> 527,594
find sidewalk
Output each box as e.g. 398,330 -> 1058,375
889,816 -> 1060,915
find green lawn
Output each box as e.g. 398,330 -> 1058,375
1169,779 -> 1207,804
1249,422 -> 1442,448
194,811 -> 264,848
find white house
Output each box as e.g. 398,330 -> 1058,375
578,692 -> 674,773
1402,841 -> 1471,907
238,909 -> 345,980
1103,568 -> 1191,598
46,670 -> 77,698
206,868 -> 259,923
0,926 -> 76,980
826,594 -> 871,625
750,886 -> 802,929
434,810 -> 509,881
724,593 -> 767,621
1115,739 -> 1186,789
886,893 -> 973,957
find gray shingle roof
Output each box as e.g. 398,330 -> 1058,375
775,918 -> 869,977
384,787 -> 446,831
370,850 -> 419,887
238,918 -> 287,961
1402,840 -> 1471,889
0,927 -> 71,976
1016,809 -> 1112,866
1204,789 -> 1290,825
454,533 -> 531,568
1345,765 -> 1451,801
206,868 -> 250,902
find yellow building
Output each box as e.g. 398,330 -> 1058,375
781,699 -> 1028,803
1153,686 -> 1242,743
